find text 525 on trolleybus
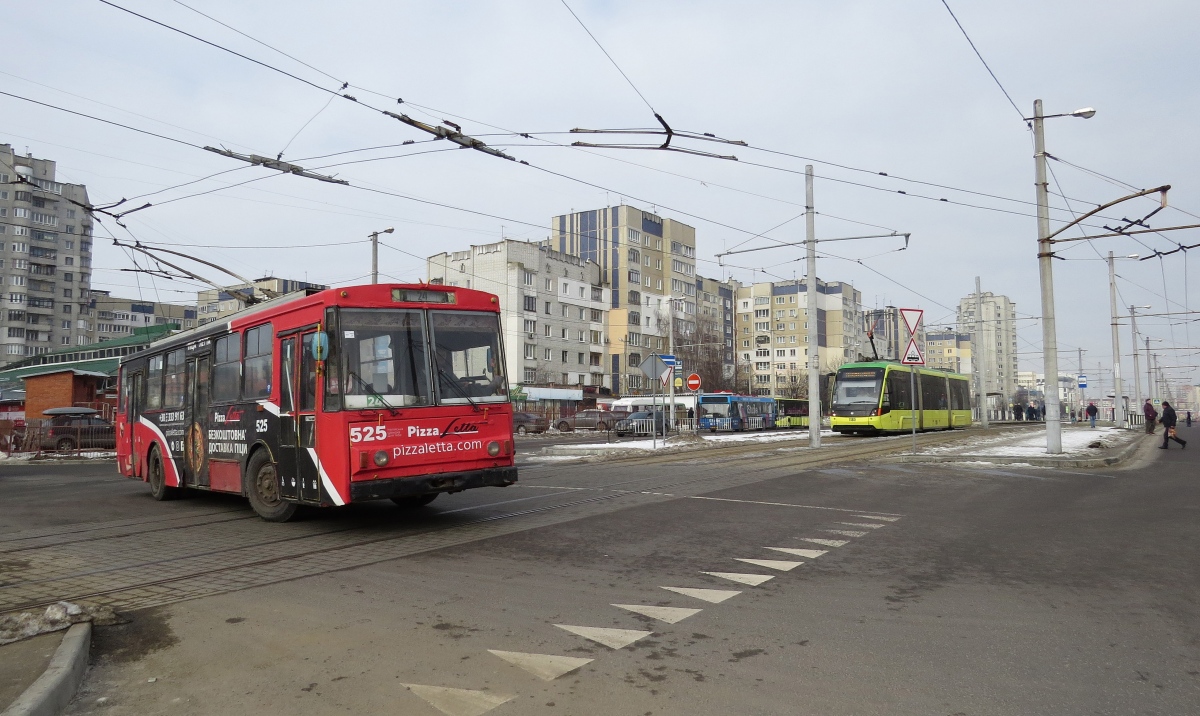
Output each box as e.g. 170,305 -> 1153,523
115,284 -> 517,521
829,361 -> 972,435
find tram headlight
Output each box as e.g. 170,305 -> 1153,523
373,450 -> 389,467
487,441 -> 501,457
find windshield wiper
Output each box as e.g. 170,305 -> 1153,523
436,366 -> 482,413
347,370 -> 400,416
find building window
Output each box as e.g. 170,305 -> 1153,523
544,348 -> 552,361
524,343 -> 536,359
523,295 -> 536,312
578,352 -> 585,364
544,302 -> 551,315
561,350 -> 568,363
522,270 -> 534,286
523,368 -> 536,383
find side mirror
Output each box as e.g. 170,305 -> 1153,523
311,332 -> 330,361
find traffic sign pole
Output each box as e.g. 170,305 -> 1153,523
899,308 -> 924,454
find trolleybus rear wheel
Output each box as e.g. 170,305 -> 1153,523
391,494 -> 438,509
246,450 -> 298,522
147,446 -> 181,501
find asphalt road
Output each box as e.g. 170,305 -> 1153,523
2,425 -> 1197,715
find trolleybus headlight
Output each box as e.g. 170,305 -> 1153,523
487,441 -> 501,457
373,450 -> 389,467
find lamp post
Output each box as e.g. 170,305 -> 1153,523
369,227 -> 395,284
1107,254 -> 1138,427
1029,100 -> 1096,452
1128,305 -> 1150,424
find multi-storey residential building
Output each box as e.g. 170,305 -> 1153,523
426,240 -> 610,392
196,277 -> 327,325
957,291 -> 1019,404
863,306 -> 927,363
0,144 -> 95,365
925,330 -> 972,374
733,278 -> 864,396
89,290 -> 196,342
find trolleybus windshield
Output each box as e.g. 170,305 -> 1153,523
834,368 -> 884,406
699,396 -> 730,417
335,309 -> 433,409
430,311 -> 508,403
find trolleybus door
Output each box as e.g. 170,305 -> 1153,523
126,370 -> 142,471
279,332 -> 322,503
182,357 -> 210,487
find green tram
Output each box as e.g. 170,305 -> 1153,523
830,361 -> 972,435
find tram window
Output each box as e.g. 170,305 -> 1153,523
145,355 -> 164,410
243,323 -> 273,399
885,370 -> 912,411
163,350 -> 186,408
950,380 -> 970,410
212,333 -> 241,403
920,373 -> 948,410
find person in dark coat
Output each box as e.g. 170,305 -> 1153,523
1013,404 -> 1023,421
1085,402 -> 1099,429
1143,399 -> 1158,435
1158,401 -> 1187,449
1026,404 -> 1038,421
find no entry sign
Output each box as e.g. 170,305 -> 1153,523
686,373 -> 702,391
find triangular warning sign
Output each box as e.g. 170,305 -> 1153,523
901,337 -> 924,365
899,308 -> 923,335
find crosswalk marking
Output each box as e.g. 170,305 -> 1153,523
661,586 -> 741,603
821,529 -> 868,537
800,538 -> 848,547
765,547 -> 827,559
487,650 -> 593,681
735,558 -> 803,571
553,624 -> 653,649
611,604 -> 703,624
837,522 -> 884,529
853,514 -> 900,522
401,684 -> 513,716
702,571 -> 774,586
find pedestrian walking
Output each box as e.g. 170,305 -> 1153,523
1143,399 -> 1158,435
1158,401 -> 1187,449
1085,402 -> 1098,429
1187,411 -> 1193,427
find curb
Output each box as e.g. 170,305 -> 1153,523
882,432 -> 1149,468
1,623 -> 91,716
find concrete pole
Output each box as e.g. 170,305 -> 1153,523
1108,253 -> 1126,427
1078,347 -> 1085,421
1033,100 -> 1063,451
805,165 -> 820,448
975,276 -> 987,427
1145,337 -> 1154,402
371,232 -> 379,285
1130,307 -> 1142,420
668,299 -> 675,431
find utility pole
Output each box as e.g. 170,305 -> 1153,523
975,277 -> 988,428
1108,253 -> 1126,427
668,299 -> 675,431
1130,306 -> 1143,422
1033,100 -> 1063,452
1145,337 -> 1154,402
1078,347 -> 1085,421
369,227 -> 394,285
806,165 -> 820,449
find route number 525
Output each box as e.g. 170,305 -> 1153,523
350,426 -> 387,443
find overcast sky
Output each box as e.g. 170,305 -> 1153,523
6,0 -> 1198,390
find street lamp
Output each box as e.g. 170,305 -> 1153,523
1107,253 -> 1139,428
1028,100 -> 1095,453
1128,305 -> 1150,422
369,227 -> 395,284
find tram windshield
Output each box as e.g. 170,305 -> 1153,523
833,368 -> 884,406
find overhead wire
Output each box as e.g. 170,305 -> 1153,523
557,0 -> 656,114
937,0 -> 1026,122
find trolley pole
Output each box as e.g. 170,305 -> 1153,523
1033,99 -> 1063,453
975,276 -> 988,428
806,165 -> 821,449
1108,253 -> 1126,427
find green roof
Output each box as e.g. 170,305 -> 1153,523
0,357 -> 121,391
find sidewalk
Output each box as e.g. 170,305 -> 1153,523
0,632 -> 63,712
533,428 -> 838,460
886,425 -> 1148,468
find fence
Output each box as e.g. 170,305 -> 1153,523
3,420 -> 117,457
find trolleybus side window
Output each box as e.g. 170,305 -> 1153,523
164,350 -> 186,408
336,309 -> 431,409
212,333 -> 241,403
145,355 -> 164,410
300,333 -> 318,412
430,311 -> 508,403
243,324 -> 273,399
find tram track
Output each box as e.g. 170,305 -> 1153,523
1,427 -> 998,616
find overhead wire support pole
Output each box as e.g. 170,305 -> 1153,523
806,165 -> 820,449
1108,253 -> 1126,428
976,276 -> 987,428
202,147 -> 349,184
1032,99 -> 1063,453
1130,306 -> 1145,417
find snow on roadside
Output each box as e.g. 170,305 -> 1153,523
0,602 -> 119,645
549,429 -> 831,452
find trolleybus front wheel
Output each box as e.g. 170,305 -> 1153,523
246,450 -> 298,522
147,446 -> 181,501
391,494 -> 438,509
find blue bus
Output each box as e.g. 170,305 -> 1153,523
697,393 -> 777,431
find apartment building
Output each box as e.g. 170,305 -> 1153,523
957,291 -> 1019,403
925,330 -> 973,374
734,278 -> 864,396
89,290 -> 196,342
0,144 -> 95,365
427,240 -> 610,391
863,306 -> 927,363
196,277 -> 327,325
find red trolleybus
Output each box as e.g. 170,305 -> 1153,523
115,284 -> 516,521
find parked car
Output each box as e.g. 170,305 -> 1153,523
40,407 -> 116,451
613,411 -> 667,437
554,409 -> 619,432
512,412 -> 548,435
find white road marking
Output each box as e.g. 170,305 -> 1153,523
660,586 -> 741,603
801,538 -> 848,547
765,547 -> 827,559
553,624 -> 653,649
487,650 -> 592,681
735,558 -> 803,571
612,604 -> 703,624
401,684 -> 513,716
683,495 -> 903,516
821,529 -> 868,537
837,522 -> 884,529
853,514 -> 900,522
702,571 -> 774,586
